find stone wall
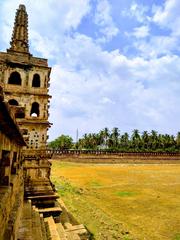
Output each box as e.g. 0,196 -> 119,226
0,87 -> 26,240
52,153 -> 180,164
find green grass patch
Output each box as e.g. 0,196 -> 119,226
173,233 -> 180,240
89,180 -> 103,188
52,161 -> 77,168
122,237 -> 132,240
116,191 -> 137,197
53,179 -> 82,197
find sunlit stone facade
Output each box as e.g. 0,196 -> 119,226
0,4 -> 51,150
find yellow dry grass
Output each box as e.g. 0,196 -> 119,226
51,160 -> 180,240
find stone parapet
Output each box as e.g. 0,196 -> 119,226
52,153 -> 180,164
0,51 -> 49,68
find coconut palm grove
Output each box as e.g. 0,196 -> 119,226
49,128 -> 180,152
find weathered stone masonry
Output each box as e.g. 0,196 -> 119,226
0,5 -> 89,240
0,86 -> 26,240
0,4 -> 53,200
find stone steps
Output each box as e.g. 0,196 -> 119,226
64,223 -> 86,240
44,216 -> 61,240
31,206 -> 44,240
24,179 -> 59,208
25,190 -> 55,197
18,201 -> 89,240
65,224 -> 88,239
24,179 -> 56,198
44,216 -> 88,240
40,214 -> 48,240
17,201 -> 47,240
17,200 -> 33,240
56,222 -> 68,240
18,193 -> 89,240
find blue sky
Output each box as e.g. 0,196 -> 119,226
0,0 -> 180,140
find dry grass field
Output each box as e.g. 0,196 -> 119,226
51,160 -> 180,240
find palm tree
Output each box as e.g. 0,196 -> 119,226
91,133 -> 99,149
150,130 -> 158,150
111,127 -> 120,148
120,132 -> 129,151
107,135 -> 114,149
176,132 -> 180,150
77,129 -> 178,152
142,131 -> 149,150
99,127 -> 110,148
158,134 -> 164,150
131,129 -> 141,151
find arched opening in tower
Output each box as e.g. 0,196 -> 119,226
32,74 -> 40,87
8,99 -> 19,106
30,102 -> 40,117
8,71 -> 22,85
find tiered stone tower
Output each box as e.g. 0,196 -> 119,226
0,5 -> 89,239
8,5 -> 29,54
4,4 -> 51,150
0,4 -> 55,205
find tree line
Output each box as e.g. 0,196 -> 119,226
48,128 -> 180,152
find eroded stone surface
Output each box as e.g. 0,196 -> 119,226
0,4 -> 90,240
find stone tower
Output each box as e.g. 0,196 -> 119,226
0,4 -> 54,201
1,4 -> 51,151
0,5 -> 90,239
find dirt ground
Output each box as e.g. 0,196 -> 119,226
51,160 -> 180,240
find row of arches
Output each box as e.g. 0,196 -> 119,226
8,71 -> 41,87
8,99 -> 40,117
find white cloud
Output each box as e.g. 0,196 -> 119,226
30,31 -> 59,59
122,2 -> 150,23
0,0 -> 180,140
48,31 -> 180,138
0,0 -> 91,48
123,1 -> 179,58
132,25 -> 149,38
100,97 -> 115,105
152,0 -> 180,36
134,35 -> 178,58
94,0 -> 119,41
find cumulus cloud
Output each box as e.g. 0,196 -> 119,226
132,25 -> 149,38
152,0 -> 180,36
94,0 -> 119,42
124,1 -> 180,58
0,0 -> 180,140
122,2 -> 150,23
134,35 -> 178,58
0,0 -> 91,49
49,33 -> 180,138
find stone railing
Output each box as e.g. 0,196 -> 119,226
49,149 -> 180,156
50,149 -> 180,164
